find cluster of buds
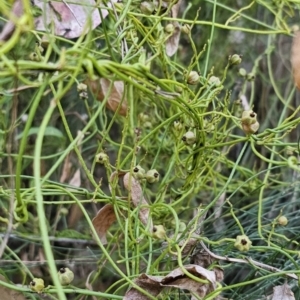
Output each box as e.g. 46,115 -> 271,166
241,110 -> 259,134
77,83 -> 88,100
132,165 -> 160,183
238,68 -> 255,81
29,267 -> 74,293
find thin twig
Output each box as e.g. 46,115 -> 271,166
200,241 -> 298,280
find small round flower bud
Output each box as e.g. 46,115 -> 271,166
182,131 -> 196,145
208,76 -> 221,86
174,120 -> 183,131
145,169 -> 159,183
238,68 -> 247,77
152,225 -> 166,239
96,152 -> 109,164
187,71 -> 200,85
165,23 -> 175,33
241,110 -> 259,134
58,267 -> 74,286
229,54 -> 242,65
181,24 -> 191,34
241,121 -> 259,135
234,235 -> 252,252
138,112 -> 150,123
140,1 -> 155,15
278,216 -> 288,226
30,278 -> 45,293
241,110 -> 257,125
132,165 -> 145,179
29,52 -> 39,61
77,83 -> 87,92
246,72 -> 255,81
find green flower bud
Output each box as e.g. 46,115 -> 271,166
238,68 -> 247,77
241,110 -> 257,125
30,278 -> 45,293
246,72 -> 255,81
241,110 -> 259,134
182,131 -> 196,145
77,83 -> 87,92
174,120 -> 183,131
278,216 -> 288,226
58,267 -> 74,286
208,76 -> 221,86
139,113 -> 150,123
152,225 -> 166,239
96,152 -> 109,164
165,23 -> 175,33
181,24 -> 191,34
29,52 -> 40,62
132,165 -> 145,179
187,71 -> 200,85
234,235 -> 252,252
229,54 -> 242,65
140,1 -> 155,15
145,169 -> 160,183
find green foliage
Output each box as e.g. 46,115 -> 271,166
1,0 -> 300,299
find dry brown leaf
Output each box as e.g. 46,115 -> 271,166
69,169 -> 81,187
165,21 -> 181,57
165,0 -> 182,57
33,0 -> 101,39
87,78 -> 128,116
0,0 -> 24,42
272,284 -> 295,300
59,155 -> 72,183
291,31 -> 300,89
0,275 -> 27,300
123,274 -> 164,300
123,172 -> 153,229
124,264 -> 219,300
92,204 -> 117,244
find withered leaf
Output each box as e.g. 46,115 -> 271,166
123,274 -> 164,300
124,264 -> 219,300
92,204 -> 117,245
123,172 -> 152,229
0,0 -> 24,42
291,31 -> 300,89
87,78 -> 128,116
33,0 -> 101,39
166,21 -> 181,57
165,0 -> 182,57
272,284 -> 295,300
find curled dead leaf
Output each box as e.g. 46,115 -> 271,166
124,264 -> 220,300
87,78 -> 128,116
291,31 -> 300,89
123,172 -> 153,230
33,0 -> 101,39
165,21 -> 181,57
0,0 -> 24,42
92,204 -> 117,245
